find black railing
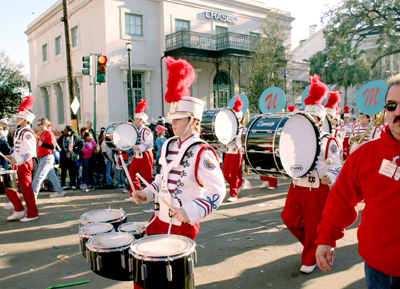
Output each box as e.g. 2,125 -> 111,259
165,30 -> 257,52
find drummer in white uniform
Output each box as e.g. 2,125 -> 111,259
132,56 -> 226,289
132,57 -> 226,239
281,75 -> 342,274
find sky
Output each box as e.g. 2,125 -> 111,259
0,0 -> 341,77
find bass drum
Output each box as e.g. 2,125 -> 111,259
105,122 -> 137,153
322,115 -> 333,134
243,112 -> 320,179
201,108 -> 239,144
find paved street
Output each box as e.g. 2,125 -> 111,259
0,174 -> 365,289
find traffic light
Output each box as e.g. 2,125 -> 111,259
97,55 -> 108,83
82,55 -> 91,76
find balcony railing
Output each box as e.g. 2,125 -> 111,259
165,30 -> 257,52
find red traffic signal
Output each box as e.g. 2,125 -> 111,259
97,55 -> 108,83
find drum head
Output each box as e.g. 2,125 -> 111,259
279,113 -> 320,178
80,209 -> 125,224
130,235 -> 195,258
118,222 -> 145,233
80,223 -> 114,236
87,232 -> 135,250
112,123 -> 137,152
214,108 -> 239,144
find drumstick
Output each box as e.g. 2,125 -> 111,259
118,155 -> 137,197
0,152 -> 11,162
136,173 -> 175,212
323,158 -> 333,177
121,137 -> 133,147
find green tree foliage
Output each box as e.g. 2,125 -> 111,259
0,51 -> 29,118
247,11 -> 291,113
309,43 -> 370,105
323,0 -> 400,70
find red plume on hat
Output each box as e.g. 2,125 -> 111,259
135,99 -> 149,114
18,95 -> 35,111
343,105 -> 350,114
288,105 -> 297,112
304,74 -> 329,105
232,95 -> 244,113
325,91 -> 341,110
164,56 -> 196,103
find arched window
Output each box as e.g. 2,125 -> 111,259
213,70 -> 232,108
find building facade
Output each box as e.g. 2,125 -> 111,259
26,0 -> 293,131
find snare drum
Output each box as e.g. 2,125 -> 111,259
86,232 -> 135,281
79,223 -> 115,257
0,170 -> 18,194
201,108 -> 239,144
105,122 -> 137,153
129,234 -> 196,289
79,209 -> 127,230
118,222 -> 146,239
243,112 -> 320,179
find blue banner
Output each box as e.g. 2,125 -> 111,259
259,87 -> 286,113
355,80 -> 387,115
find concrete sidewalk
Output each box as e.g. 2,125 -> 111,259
0,174 -> 365,289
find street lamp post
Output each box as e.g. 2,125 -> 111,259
126,41 -> 133,119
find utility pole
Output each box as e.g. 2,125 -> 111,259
61,0 -> 79,132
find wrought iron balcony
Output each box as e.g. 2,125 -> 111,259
165,30 -> 257,53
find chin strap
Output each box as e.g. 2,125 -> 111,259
16,118 -> 25,126
181,116 -> 194,138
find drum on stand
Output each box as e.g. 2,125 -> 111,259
79,223 -> 115,257
105,122 -> 137,153
322,115 -> 333,134
86,232 -> 135,281
79,208 -> 127,230
118,222 -> 146,239
243,112 -> 320,179
129,234 -> 197,289
0,170 -> 18,194
201,108 -> 239,144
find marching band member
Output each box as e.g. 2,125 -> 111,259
132,57 -> 226,289
222,95 -> 245,202
125,99 -> 154,202
315,74 -> 400,288
281,75 -> 342,274
4,96 -> 39,222
342,105 -> 354,160
348,112 -> 381,153
325,91 -> 344,154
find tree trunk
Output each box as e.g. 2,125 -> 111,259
344,86 -> 348,106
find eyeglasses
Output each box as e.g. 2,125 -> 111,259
384,101 -> 400,112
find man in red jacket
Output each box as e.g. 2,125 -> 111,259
32,118 -> 65,199
315,74 -> 400,287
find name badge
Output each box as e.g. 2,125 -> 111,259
379,159 -> 400,180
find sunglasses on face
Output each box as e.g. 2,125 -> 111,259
384,101 -> 400,112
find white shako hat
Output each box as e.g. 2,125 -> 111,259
164,56 -> 204,121
17,95 -> 36,123
303,74 -> 329,121
324,91 -> 341,119
135,99 -> 149,123
168,96 -> 204,121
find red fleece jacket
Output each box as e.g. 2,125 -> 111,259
316,125 -> 400,277
37,130 -> 56,158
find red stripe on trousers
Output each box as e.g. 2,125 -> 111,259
5,159 -> 39,218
